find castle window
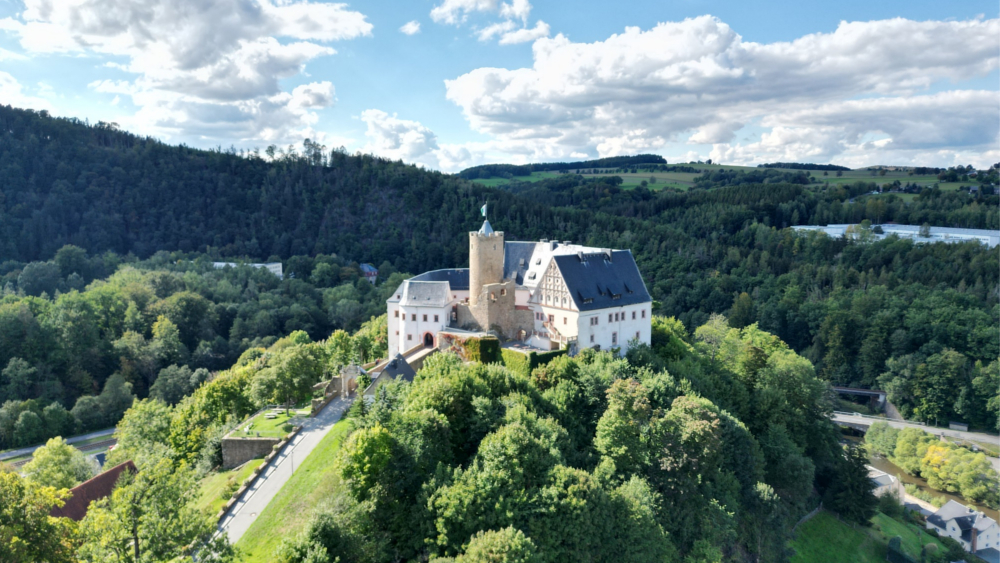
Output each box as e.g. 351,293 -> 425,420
548,314 -> 554,323
632,311 -> 636,320
590,334 -> 595,343
563,317 -> 567,325
394,310 -> 398,318
612,332 -> 618,345
501,288 -> 507,296
407,334 -> 412,341
608,314 -> 612,323
636,331 -> 640,340
412,314 -> 416,321
395,331 -> 399,335
642,310 -> 646,319
490,292 -> 496,300
423,314 -> 428,322
434,315 -> 439,322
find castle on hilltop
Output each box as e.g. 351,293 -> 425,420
387,217 -> 652,358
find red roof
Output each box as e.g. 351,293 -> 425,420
49,460 -> 136,521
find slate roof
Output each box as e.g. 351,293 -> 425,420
870,474 -> 895,488
376,353 -> 416,382
400,281 -> 452,308
503,241 -> 537,285
410,269 -> 469,290
552,250 -> 652,311
359,263 -> 378,274
927,500 -> 998,543
50,460 -> 136,521
479,220 -> 495,235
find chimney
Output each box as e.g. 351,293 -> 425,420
563,241 -> 572,246
540,238 -> 549,243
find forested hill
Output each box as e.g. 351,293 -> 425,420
0,105 -> 502,271
2,105 -> 998,432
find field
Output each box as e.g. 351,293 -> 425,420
790,511 -> 884,563
234,418 -> 353,563
467,162 -> 977,196
194,458 -> 266,515
789,510 -> 948,563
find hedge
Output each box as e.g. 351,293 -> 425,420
461,337 -> 502,364
500,348 -> 567,378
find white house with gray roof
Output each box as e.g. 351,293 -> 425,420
926,500 -> 999,557
387,219 -> 652,358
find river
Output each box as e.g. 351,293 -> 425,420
867,454 -> 999,522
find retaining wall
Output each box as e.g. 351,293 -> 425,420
221,437 -> 280,469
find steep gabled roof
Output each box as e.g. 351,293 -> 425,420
927,500 -> 998,541
50,460 -> 136,521
400,281 -> 451,307
376,353 -> 416,382
552,250 -> 651,311
410,268 -> 469,290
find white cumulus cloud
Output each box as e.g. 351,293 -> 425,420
432,0 -> 546,46
400,20 -> 421,35
444,15 -> 999,166
0,0 -> 372,145
0,71 -> 52,111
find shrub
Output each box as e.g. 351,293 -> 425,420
282,423 -> 294,433
878,492 -> 904,517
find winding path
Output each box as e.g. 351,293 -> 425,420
216,396 -> 353,544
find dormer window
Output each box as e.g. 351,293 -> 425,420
527,272 -> 536,280
536,258 -> 541,265
612,294 -> 621,300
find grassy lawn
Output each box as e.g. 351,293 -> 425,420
871,513 -> 945,558
235,419 -> 353,563
790,511 -> 885,563
790,511 -> 948,563
194,458 -> 266,515
235,409 -> 309,439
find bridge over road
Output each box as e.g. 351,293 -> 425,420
832,411 -> 1000,471
832,386 -> 887,405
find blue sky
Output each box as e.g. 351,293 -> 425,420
0,0 -> 997,171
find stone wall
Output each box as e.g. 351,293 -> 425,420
222,437 -> 280,469
457,278 -> 533,341
469,230 -> 505,307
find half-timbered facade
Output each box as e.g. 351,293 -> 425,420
387,220 -> 651,357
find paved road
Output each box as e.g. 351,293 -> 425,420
833,412 -> 1000,471
217,396 -> 353,544
0,427 -> 117,461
